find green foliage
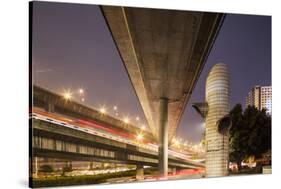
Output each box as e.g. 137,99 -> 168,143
39,165 -> 54,173
61,164 -> 73,176
229,104 -> 271,170
32,170 -> 137,188
62,165 -> 72,173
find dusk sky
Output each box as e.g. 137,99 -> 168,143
32,2 -> 271,143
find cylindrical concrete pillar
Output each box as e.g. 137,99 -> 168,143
45,101 -> 55,112
33,156 -> 38,178
158,98 -> 168,178
205,63 -> 230,177
89,161 -> 93,170
171,167 -> 177,175
136,165 -> 144,180
67,161 -> 73,170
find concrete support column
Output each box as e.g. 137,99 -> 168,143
172,167 -> 177,175
45,102 -> 55,112
33,156 -> 38,178
68,161 -> 72,170
205,63 -> 229,177
158,98 -> 168,178
136,165 -> 144,180
89,161 -> 93,170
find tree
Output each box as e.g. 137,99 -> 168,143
246,107 -> 271,159
229,104 -> 247,170
61,163 -> 73,176
39,165 -> 54,173
229,104 -> 271,171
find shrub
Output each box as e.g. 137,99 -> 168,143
39,165 -> 53,173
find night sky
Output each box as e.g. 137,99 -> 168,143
32,2 -> 271,143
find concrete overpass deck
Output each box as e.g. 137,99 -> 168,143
101,6 -> 224,176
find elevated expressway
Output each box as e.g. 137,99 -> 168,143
31,86 -> 204,175
101,6 -> 224,176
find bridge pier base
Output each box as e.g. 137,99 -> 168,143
89,161 -> 94,170
68,161 -> 72,170
33,156 -> 38,178
136,165 -> 144,180
158,98 -> 168,178
171,167 -> 177,175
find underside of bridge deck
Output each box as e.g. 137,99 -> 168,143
101,6 -> 224,177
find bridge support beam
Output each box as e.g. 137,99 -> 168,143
158,98 -> 168,178
136,165 -> 144,180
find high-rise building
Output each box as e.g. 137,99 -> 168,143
246,85 -> 272,114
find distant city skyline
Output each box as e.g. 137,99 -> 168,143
246,85 -> 272,114
32,2 -> 271,143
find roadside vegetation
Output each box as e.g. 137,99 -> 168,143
229,104 -> 271,173
32,167 -> 157,188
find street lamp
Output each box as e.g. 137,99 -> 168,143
78,88 -> 84,95
100,107 -> 106,114
123,117 -> 129,124
173,139 -> 179,147
63,90 -> 72,100
136,133 -> 143,141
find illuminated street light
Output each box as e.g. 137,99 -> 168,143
78,88 -> 84,95
141,125 -> 146,130
173,139 -> 179,146
123,117 -> 129,124
201,122 -> 205,129
63,90 -> 72,100
99,107 -> 106,114
136,133 -> 143,141
136,116 -> 140,121
113,106 -> 117,111
81,98 -> 85,102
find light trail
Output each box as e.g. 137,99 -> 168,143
31,108 -> 201,161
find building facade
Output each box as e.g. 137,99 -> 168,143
205,63 -> 230,177
246,86 -> 272,114
193,63 -> 230,177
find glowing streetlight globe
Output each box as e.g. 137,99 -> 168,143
78,88 -> 84,94
100,107 -> 106,114
123,117 -> 129,124
63,91 -> 72,100
174,139 -> 179,146
136,133 -> 143,141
